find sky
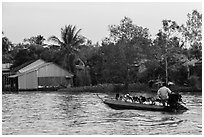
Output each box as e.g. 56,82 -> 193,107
2,2 -> 202,44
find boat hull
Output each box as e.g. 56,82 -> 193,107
103,99 -> 188,112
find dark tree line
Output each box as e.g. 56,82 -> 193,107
2,10 -> 202,87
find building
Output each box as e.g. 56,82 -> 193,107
9,59 -> 73,90
2,63 -> 12,91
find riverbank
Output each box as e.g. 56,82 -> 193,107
58,83 -> 202,93
3,83 -> 201,94
58,83 -> 151,93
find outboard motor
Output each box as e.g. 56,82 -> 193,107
168,93 -> 182,107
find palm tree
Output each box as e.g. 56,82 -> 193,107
35,35 -> 46,45
23,35 -> 45,45
48,25 -> 85,71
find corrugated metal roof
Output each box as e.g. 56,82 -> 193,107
18,59 -> 46,73
11,59 -> 47,73
9,62 -> 73,78
11,60 -> 36,72
8,74 -> 19,78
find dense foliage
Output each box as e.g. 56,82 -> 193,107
2,10 -> 202,87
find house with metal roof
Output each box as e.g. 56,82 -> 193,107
9,59 -> 73,91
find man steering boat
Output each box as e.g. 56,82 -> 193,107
157,83 -> 172,106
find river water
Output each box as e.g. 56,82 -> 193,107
2,91 -> 202,135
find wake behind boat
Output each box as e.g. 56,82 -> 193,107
97,94 -> 188,113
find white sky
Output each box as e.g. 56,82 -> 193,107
2,1 -> 202,44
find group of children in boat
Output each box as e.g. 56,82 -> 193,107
115,93 -> 160,105
115,83 -> 183,107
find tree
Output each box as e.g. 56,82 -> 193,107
100,42 -> 127,83
2,33 -> 13,63
48,25 -> 86,86
182,10 -> 202,49
181,10 -> 202,59
11,43 -> 46,68
11,48 -> 33,68
100,17 -> 152,89
11,35 -> 51,69
2,37 -> 12,54
87,53 -> 103,85
11,35 -> 47,67
103,16 -> 150,44
24,35 -> 45,45
48,25 -> 85,72
153,20 -> 185,84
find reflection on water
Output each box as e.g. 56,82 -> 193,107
2,91 -> 202,135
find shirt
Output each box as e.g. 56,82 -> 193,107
157,86 -> 172,100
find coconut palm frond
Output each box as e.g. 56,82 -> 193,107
72,37 -> 85,48
67,26 -> 74,45
59,25 -> 85,48
61,26 -> 68,45
73,28 -> 82,42
49,25 -> 85,70
48,36 -> 64,46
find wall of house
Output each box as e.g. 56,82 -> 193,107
38,77 -> 72,88
18,71 -> 38,90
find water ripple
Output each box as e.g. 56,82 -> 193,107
2,91 -> 202,135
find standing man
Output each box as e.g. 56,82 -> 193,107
157,83 -> 172,106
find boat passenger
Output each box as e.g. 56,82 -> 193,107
133,96 -> 140,103
157,83 -> 172,106
115,93 -> 120,100
139,96 -> 146,104
124,94 -> 133,103
146,97 -> 155,105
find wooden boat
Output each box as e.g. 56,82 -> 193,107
97,95 -> 188,112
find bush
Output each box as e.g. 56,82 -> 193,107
188,75 -> 199,88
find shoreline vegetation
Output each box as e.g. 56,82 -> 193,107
58,83 -> 202,93
2,83 -> 202,94
2,10 -> 202,93
2,83 -> 201,94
